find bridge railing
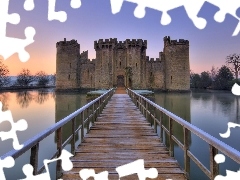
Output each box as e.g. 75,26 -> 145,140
1,88 -> 115,178
127,88 -> 240,180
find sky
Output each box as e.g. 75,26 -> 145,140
2,0 -> 240,75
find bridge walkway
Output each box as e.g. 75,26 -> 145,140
62,88 -> 186,180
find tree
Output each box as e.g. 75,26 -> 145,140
213,65 -> 234,90
51,73 -> 56,86
0,59 -> 10,87
200,71 -> 212,89
190,73 -> 201,88
226,53 -> 240,79
35,71 -> 50,86
16,69 -> 35,86
210,66 -> 218,81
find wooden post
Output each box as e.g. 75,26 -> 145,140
160,112 -> 163,142
56,127 -> 63,178
145,100 -> 147,118
30,143 -> 39,175
86,107 -> 90,133
210,145 -> 219,180
71,117 -> 76,155
81,112 -> 84,142
169,117 -> 174,157
92,103 -> 95,122
154,107 -> 157,133
184,127 -> 190,179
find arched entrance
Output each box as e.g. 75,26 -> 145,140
117,75 -> 124,87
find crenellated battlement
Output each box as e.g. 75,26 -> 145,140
124,39 -> 147,47
56,36 -> 189,91
163,36 -> 189,46
56,38 -> 80,48
80,50 -> 88,59
80,58 -> 95,64
94,38 -> 147,49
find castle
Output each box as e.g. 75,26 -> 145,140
56,36 -> 190,91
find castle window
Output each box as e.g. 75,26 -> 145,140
87,69 -> 89,78
120,61 -> 121,68
136,63 -> 137,67
171,76 -> 172,83
68,74 -> 70,80
70,63 -> 71,68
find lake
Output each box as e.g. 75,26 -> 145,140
0,89 -> 239,179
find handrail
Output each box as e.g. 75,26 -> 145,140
127,88 -> 240,180
0,88 -> 115,177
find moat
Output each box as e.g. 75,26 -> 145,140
0,89 -> 239,180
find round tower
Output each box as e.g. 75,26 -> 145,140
163,36 -> 190,91
56,38 -> 80,90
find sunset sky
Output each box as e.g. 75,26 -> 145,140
3,0 -> 240,75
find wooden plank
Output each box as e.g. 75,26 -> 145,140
61,92 -> 186,180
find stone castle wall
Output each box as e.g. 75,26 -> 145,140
56,38 -> 80,89
163,36 -> 190,91
56,36 -> 190,91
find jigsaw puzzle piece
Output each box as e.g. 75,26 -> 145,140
116,159 -> 158,180
44,149 -> 74,171
20,164 -> 50,180
207,0 -> 240,22
110,0 -> 185,25
219,122 -> 240,138
0,156 -> 15,180
0,0 -> 20,37
79,169 -> 109,180
110,0 -> 124,14
208,0 -> 240,36
24,0 -> 35,11
0,27 -> 36,62
182,0 -> 207,29
21,150 -> 73,180
70,0 -> 81,9
0,101 -> 28,150
48,0 -> 67,22
215,169 -> 240,180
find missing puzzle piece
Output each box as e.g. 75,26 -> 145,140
0,156 -> 15,180
0,0 -> 35,62
20,149 -> 73,180
0,101 -> 28,150
116,159 -> 158,180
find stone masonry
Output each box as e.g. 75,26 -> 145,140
56,36 -> 190,91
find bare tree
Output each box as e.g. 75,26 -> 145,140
0,59 -> 10,87
16,69 -> 35,86
210,66 -> 218,81
35,71 -> 50,87
226,53 -> 240,79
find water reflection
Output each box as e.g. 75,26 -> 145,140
149,92 -> 191,144
191,90 -> 240,123
16,91 -> 34,108
55,92 -> 88,143
0,92 -> 10,110
34,90 -> 50,104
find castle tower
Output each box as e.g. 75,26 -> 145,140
163,36 -> 190,91
56,38 -> 80,90
94,38 -> 118,89
125,39 -> 147,89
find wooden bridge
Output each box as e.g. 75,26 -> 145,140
62,88 -> 186,179
2,88 -> 240,180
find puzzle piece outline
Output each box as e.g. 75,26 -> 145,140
110,0 -> 240,36
0,156 -> 15,180
0,101 -> 28,150
0,0 -> 36,62
20,149 -> 74,180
